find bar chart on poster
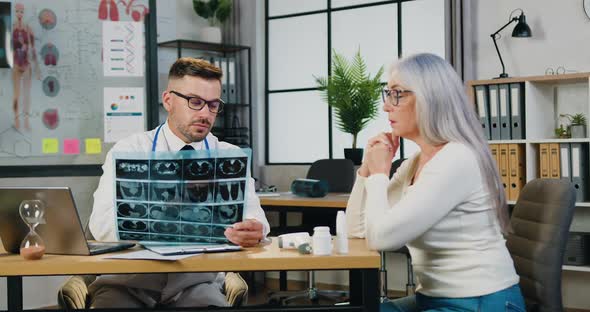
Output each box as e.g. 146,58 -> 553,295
0,0 -> 150,168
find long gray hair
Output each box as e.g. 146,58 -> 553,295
391,53 -> 511,234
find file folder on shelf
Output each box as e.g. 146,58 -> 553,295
560,143 -> 571,181
227,56 -> 237,104
539,143 -> 550,178
490,144 -> 500,170
508,144 -> 525,201
499,144 -> 510,198
549,143 -> 561,178
475,85 -> 491,140
488,84 -> 501,140
499,84 -> 511,140
571,143 -> 588,202
215,57 -> 228,103
509,83 -> 525,139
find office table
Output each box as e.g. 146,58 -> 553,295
0,238 -> 378,312
260,192 -> 348,234
260,193 -> 349,291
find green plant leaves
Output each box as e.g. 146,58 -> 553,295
315,49 -> 384,149
193,0 -> 233,25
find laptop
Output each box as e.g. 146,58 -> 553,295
0,186 -> 134,256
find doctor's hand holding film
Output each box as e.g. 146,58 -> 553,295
224,219 -> 265,247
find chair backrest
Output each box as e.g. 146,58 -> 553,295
506,178 -> 576,312
389,158 -> 406,178
306,159 -> 355,193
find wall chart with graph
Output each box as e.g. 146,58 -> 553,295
113,148 -> 251,244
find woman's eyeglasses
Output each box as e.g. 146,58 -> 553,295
381,87 -> 413,106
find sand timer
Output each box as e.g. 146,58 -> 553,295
19,199 -> 46,260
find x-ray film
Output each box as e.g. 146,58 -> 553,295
113,148 -> 251,244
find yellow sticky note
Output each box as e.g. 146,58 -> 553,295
42,138 -> 59,154
85,138 -> 102,154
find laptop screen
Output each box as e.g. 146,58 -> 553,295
0,187 -> 91,255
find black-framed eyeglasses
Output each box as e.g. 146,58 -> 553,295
381,87 -> 413,106
170,90 -> 224,114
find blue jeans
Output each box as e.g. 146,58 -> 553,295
381,284 -> 525,312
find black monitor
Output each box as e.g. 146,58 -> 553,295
0,2 -> 10,68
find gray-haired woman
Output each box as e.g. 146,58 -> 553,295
346,53 -> 525,312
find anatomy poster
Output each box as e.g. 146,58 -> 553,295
0,0 -> 148,167
102,21 -> 144,77
113,148 -> 251,244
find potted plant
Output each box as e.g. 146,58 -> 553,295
315,49 -> 383,165
560,113 -> 587,138
193,0 -> 232,43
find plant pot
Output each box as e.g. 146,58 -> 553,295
571,125 -> 587,138
200,26 -> 222,43
344,148 -> 363,165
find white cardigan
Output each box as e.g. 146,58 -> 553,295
346,142 -> 519,297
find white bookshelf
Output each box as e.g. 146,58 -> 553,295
469,73 -> 590,274
468,72 -> 590,200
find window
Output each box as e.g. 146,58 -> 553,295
266,0 -> 447,164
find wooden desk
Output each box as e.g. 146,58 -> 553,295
260,193 -> 349,291
0,239 -> 378,312
259,193 -> 349,208
260,192 -> 349,236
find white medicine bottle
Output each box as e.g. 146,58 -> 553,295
312,226 -> 332,256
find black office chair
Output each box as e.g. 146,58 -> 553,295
380,158 -> 415,303
268,159 -> 355,305
506,178 -> 576,312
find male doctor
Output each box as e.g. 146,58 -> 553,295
88,57 -> 269,308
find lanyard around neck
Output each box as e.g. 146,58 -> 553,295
151,124 -> 209,152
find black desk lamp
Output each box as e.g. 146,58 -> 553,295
491,9 -> 532,78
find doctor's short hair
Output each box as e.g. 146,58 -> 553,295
168,57 -> 223,82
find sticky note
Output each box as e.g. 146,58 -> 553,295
63,139 -> 80,155
42,138 -> 58,154
85,138 -> 102,154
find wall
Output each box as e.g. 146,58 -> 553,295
473,0 -> 590,309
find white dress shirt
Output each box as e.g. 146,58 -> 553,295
346,142 -> 519,298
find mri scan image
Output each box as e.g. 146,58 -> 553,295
181,223 -> 212,236
117,181 -> 147,201
117,202 -> 148,218
149,221 -> 180,234
213,204 -> 243,224
114,150 -> 251,243
184,182 -> 214,203
118,220 -> 148,232
184,158 -> 215,180
116,159 -> 149,179
115,159 -> 149,180
151,182 -> 181,202
215,181 -> 245,202
151,159 -> 183,180
216,157 -> 247,179
180,205 -> 212,223
212,225 -> 228,238
149,204 -> 180,221
119,232 -> 150,241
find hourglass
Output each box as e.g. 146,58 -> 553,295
19,200 -> 46,260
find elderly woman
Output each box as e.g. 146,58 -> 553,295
347,53 -> 525,312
